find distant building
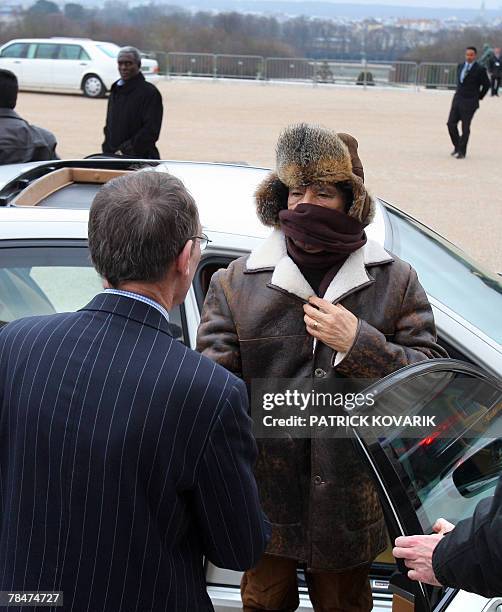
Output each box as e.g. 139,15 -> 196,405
0,4 -> 22,22
474,1 -> 488,24
396,19 -> 442,33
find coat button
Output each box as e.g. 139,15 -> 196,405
313,475 -> 322,485
314,368 -> 326,378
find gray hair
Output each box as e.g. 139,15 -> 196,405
88,171 -> 199,287
118,46 -> 142,66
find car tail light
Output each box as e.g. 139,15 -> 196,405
418,413 -> 462,447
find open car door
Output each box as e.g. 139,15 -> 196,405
349,359 -> 502,612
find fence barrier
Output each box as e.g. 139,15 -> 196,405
216,54 -> 264,79
151,52 -> 461,90
167,52 -> 215,77
264,57 -> 316,82
417,62 -> 458,90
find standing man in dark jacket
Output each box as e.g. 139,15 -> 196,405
488,47 -> 502,96
393,474 -> 502,598
0,170 -> 269,611
447,46 -> 490,159
102,46 -> 163,158
0,69 -> 58,164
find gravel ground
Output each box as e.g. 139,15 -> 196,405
16,78 -> 502,273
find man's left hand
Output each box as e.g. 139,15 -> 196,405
303,296 -> 358,352
393,533 -> 445,587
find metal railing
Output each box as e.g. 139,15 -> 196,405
216,54 -> 264,79
264,57 -> 317,82
167,52 -> 215,77
309,59 -> 418,88
417,62 -> 458,90
154,52 -> 460,90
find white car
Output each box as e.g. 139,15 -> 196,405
0,159 -> 502,612
0,37 -> 160,98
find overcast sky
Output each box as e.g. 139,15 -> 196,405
298,0 -> 499,8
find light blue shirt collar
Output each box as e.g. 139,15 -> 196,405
101,288 -> 170,323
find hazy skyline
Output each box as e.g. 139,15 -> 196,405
284,0 -> 499,8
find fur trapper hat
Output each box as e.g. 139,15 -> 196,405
256,123 -> 375,227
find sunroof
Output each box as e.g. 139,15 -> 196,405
37,183 -> 99,209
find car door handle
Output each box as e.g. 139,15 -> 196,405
14,60 -> 21,63
80,63 -> 88,66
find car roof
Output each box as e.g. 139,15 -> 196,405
0,159 -> 500,375
0,38 -> 109,45
0,160 -> 388,242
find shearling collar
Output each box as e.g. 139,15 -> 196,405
245,228 -> 393,304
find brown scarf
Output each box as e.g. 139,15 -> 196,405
279,203 -> 367,296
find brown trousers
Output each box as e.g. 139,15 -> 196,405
241,555 -> 373,612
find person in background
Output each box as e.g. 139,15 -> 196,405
102,46 -> 163,159
447,46 -> 490,159
0,68 -> 58,165
488,47 -> 502,96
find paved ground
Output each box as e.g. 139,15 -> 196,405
16,79 -> 502,273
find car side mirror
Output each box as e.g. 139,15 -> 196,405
452,439 -> 502,498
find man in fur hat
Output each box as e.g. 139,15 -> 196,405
197,124 -> 446,611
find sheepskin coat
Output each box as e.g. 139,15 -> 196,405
196,229 -> 447,571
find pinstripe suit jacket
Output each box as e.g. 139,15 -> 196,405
0,293 -> 269,612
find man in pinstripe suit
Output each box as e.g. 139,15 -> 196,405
0,171 -> 270,611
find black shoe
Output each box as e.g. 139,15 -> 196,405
455,153 -> 466,159
451,149 -> 458,156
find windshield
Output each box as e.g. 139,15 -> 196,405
386,206 -> 502,345
96,43 -> 120,58
0,242 -> 185,342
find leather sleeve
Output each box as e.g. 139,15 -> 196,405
334,266 -> 448,378
196,269 -> 242,379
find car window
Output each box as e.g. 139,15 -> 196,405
194,257 -> 234,311
387,207 -> 502,344
0,242 -> 186,344
0,43 -> 28,58
27,43 -> 37,59
58,45 -> 90,61
96,43 -> 120,58
34,43 -> 59,59
357,365 -> 502,534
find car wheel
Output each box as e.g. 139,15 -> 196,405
82,75 -> 105,98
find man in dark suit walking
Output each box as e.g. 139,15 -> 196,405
488,46 -> 502,96
0,171 -> 269,611
447,46 -> 490,159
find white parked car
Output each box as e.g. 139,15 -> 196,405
0,159 -> 501,612
0,37 -> 160,98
